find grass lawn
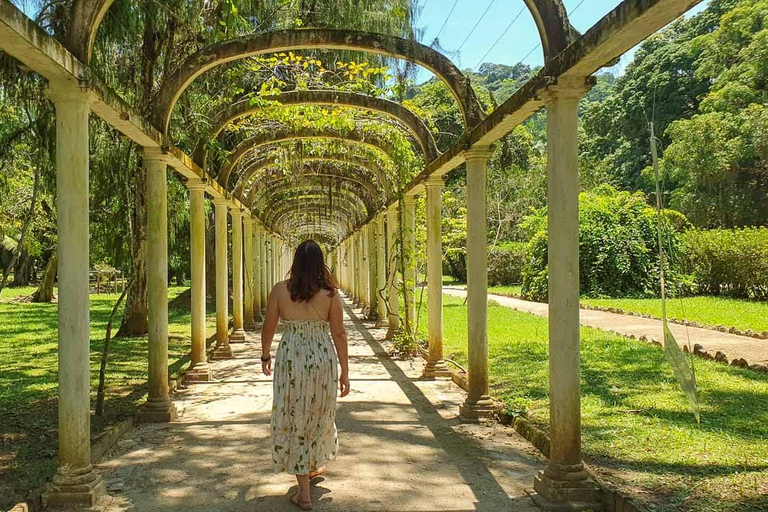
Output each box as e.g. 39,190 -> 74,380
0,285 -> 212,510
580,296 -> 768,333
417,294 -> 768,512
487,284 -> 523,297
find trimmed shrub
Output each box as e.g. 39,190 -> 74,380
679,227 -> 768,299
488,242 -> 527,286
521,185 -> 685,301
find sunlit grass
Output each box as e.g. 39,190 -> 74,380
417,294 -> 768,512
0,286 -> 214,509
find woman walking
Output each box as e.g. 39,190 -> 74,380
261,240 -> 350,510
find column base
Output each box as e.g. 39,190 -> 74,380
42,464 -> 106,510
229,328 -> 247,343
243,320 -> 258,332
183,362 -> 212,384
530,465 -> 603,510
375,318 -> 389,328
384,326 -> 400,340
137,398 -> 177,423
211,343 -> 233,360
422,360 -> 453,379
459,394 -> 495,421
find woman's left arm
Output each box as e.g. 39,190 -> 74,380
260,284 -> 281,376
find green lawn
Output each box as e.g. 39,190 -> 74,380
487,284 -> 523,297
418,294 -> 768,512
580,296 -> 768,333
0,286 -> 211,510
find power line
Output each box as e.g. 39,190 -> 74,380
456,0 -> 497,54
515,0 -> 589,66
472,5 -> 526,71
434,0 -> 461,42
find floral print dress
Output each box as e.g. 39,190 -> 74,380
271,319 -> 339,475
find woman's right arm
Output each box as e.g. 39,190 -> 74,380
260,284 -> 281,376
329,293 -> 350,397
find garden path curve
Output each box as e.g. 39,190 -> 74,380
95,297 -> 543,512
443,287 -> 768,367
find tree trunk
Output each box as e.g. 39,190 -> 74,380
96,281 -> 130,416
10,249 -> 31,287
31,249 -> 57,302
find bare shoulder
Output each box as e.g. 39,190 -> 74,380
271,280 -> 289,297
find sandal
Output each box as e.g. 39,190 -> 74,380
290,492 -> 312,511
308,467 -> 327,480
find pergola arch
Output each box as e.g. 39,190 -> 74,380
196,90 -> 439,168
66,0 -> 113,62
263,197 -> 367,233
272,207 -> 359,239
150,29 -> 488,134
257,186 -> 374,221
218,126 -> 403,188
248,175 -> 381,215
233,153 -> 392,199
523,0 -> 580,59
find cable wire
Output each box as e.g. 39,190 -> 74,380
456,0 -> 497,53
472,4 -> 526,71
434,0 -> 462,41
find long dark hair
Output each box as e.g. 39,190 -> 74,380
288,240 -> 337,302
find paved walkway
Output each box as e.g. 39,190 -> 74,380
96,297 -> 544,512
444,287 -> 768,366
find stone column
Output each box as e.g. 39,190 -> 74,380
259,229 -> 267,309
375,214 -> 388,327
360,226 -> 370,310
349,235 -> 357,302
533,78 -> 601,508
253,225 -> 262,320
42,86 -> 106,509
211,199 -> 233,359
243,217 -> 256,331
367,221 -> 378,317
460,147 -> 494,420
385,207 -> 400,339
184,179 -> 211,383
423,177 -> 451,378
267,236 -> 274,293
138,148 -> 178,423
403,195 -> 417,336
229,210 -> 246,342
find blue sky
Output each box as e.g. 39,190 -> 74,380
414,0 -> 711,79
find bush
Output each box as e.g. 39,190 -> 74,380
521,185 -> 685,301
444,247 -> 467,283
679,227 -> 768,299
488,242 -> 527,286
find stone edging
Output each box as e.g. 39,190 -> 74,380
436,359 -> 650,512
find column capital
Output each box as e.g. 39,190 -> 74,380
230,208 -> 245,218
212,197 -> 229,208
540,75 -> 596,104
462,146 -> 493,162
44,82 -> 98,108
425,175 -> 445,189
187,178 -> 207,192
403,193 -> 418,205
243,216 -> 254,226
143,146 -> 172,165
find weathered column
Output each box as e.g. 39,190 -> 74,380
423,176 -> 451,378
138,148 -> 178,423
184,179 -> 211,383
375,214 -> 388,327
533,78 -> 601,508
42,86 -> 106,508
345,241 -> 352,296
254,225 -> 263,320
349,235 -> 357,302
243,216 -> 256,331
211,199 -> 233,359
460,147 -> 494,420
259,228 -> 267,309
360,226 -> 370,310
385,207 -> 400,339
403,195 -> 417,336
367,221 -> 378,317
229,210 -> 246,342
267,236 -> 274,293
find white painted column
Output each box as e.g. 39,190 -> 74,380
375,214 -> 388,327
43,87 -> 105,508
259,228 -> 267,309
349,235 -> 357,302
533,79 -> 600,507
139,148 -> 178,423
361,225 -> 370,310
460,147 -> 494,420
211,199 -> 233,359
229,210 -> 246,342
403,195 -> 417,336
254,225 -> 263,319
184,179 -> 211,383
367,221 -> 377,316
243,216 -> 256,331
385,207 -> 400,339
424,177 -> 451,378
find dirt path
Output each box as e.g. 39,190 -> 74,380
443,287 -> 768,366
95,297 -> 544,512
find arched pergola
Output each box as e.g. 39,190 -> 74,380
0,0 -> 707,508
196,89 -> 439,167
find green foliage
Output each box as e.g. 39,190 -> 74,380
679,227 -> 768,299
487,242 -> 527,286
521,185 -> 686,301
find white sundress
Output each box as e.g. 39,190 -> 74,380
270,318 -> 339,475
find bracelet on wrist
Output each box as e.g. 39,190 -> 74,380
261,354 -> 271,362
